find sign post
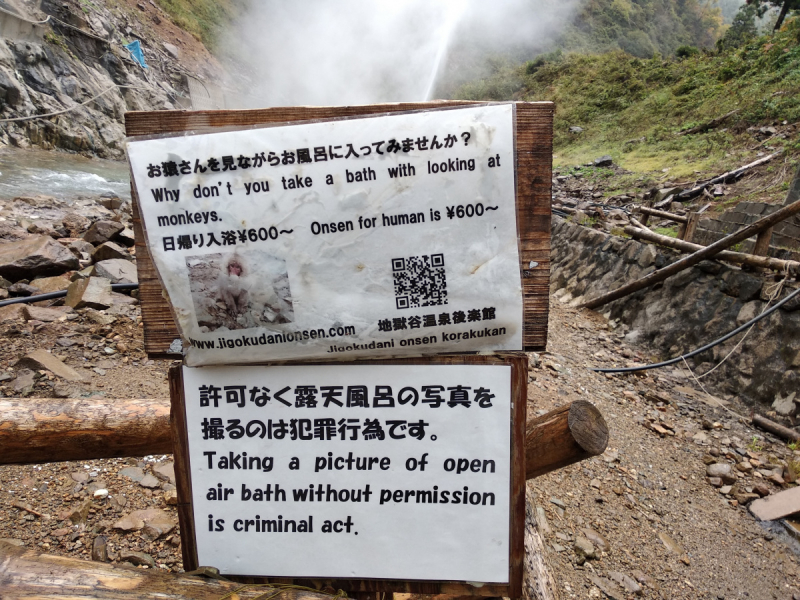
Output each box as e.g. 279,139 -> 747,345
125,101 -> 553,597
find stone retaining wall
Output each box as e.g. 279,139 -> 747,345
550,215 -> 800,407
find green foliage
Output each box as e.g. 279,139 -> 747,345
653,226 -> 679,237
153,0 -> 241,48
675,45 -> 700,58
452,18 -> 800,175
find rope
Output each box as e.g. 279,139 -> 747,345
48,13 -> 110,44
591,285 -> 800,373
0,5 -> 50,25
0,84 -> 153,123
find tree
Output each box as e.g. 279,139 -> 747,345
717,3 -> 759,49
750,0 -> 800,31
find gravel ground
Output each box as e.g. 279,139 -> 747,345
1,297 -> 799,599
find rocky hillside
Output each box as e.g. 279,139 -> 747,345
0,0 -> 226,158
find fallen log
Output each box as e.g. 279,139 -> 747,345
677,109 -> 740,136
0,397 -> 172,465
0,540 -> 332,600
752,413 -> 800,443
525,400 -> 609,480
0,397 -> 609,481
675,152 -> 780,202
624,224 -> 800,275
582,197 -> 800,310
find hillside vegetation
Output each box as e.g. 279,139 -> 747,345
456,17 -> 800,181
152,0 -> 241,48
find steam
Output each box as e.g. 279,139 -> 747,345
220,0 -> 581,108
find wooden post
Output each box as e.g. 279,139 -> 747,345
680,211 -> 700,242
582,198 -> 800,310
753,226 -> 773,256
525,400 -> 609,480
0,397 -> 608,480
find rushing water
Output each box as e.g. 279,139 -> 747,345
0,148 -> 131,202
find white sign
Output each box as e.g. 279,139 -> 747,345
127,105 -> 522,366
182,364 -> 511,582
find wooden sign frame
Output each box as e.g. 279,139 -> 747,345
168,352 -> 527,597
126,101 -> 553,359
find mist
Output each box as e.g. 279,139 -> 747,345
220,0 -> 582,108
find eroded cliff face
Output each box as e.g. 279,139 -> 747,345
0,0 -> 226,158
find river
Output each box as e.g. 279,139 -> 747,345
0,148 -> 131,202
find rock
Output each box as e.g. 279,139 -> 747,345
62,213 -> 91,237
569,126 -> 584,134
29,274 -> 72,293
163,42 -> 180,59
0,304 -> 25,322
119,550 -> 155,568
67,238 -> 96,257
574,536 -> 596,561
735,492 -> 759,505
83,220 -> 124,245
594,155 -> 613,167
22,305 -> 72,322
84,309 -> 116,325
11,369 -> 35,395
164,489 -> 178,505
708,477 -> 723,487
658,531 -> 684,554
65,277 -> 113,309
0,235 -> 80,280
549,497 -> 566,509
772,392 -> 797,417
8,282 -> 38,296
588,575 -> 624,600
118,466 -> 144,482
91,535 -> 109,562
66,499 -> 92,524
581,527 -> 610,552
0,538 -> 24,546
97,194 -> 123,210
607,571 -> 642,595
92,259 -> 138,283
92,241 -> 131,262
736,461 -> 754,473
71,471 -> 89,484
754,483 -> 770,497
720,485 -> 733,495
707,463 -> 736,484
116,227 -> 135,246
153,462 -> 175,485
113,508 -> 175,540
15,349 -> 84,381
139,473 -> 160,489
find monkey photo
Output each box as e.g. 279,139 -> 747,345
186,251 -> 295,332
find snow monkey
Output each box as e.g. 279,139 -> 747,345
218,254 -> 249,320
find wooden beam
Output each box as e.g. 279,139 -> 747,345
525,400 -> 609,480
752,413 -> 800,443
674,152 -> 780,202
582,198 -> 800,310
0,397 -> 609,482
637,206 -> 688,224
0,540 -> 335,600
624,225 -> 800,275
0,397 -> 172,465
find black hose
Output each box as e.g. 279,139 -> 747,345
591,286 -> 800,373
0,283 -> 139,307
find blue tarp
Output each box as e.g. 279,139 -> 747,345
124,40 -> 148,69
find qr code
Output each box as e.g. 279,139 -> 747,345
392,254 -> 447,310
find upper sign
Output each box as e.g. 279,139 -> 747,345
127,104 -> 522,365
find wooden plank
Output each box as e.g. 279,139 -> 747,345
749,485 -> 800,521
168,352 -> 528,597
125,102 -> 553,358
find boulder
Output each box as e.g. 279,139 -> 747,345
83,220 -> 124,245
65,277 -> 113,309
91,241 -> 131,262
29,274 -> 72,294
61,213 -> 91,237
22,305 -> 72,322
92,259 -> 138,283
594,155 -> 613,167
0,236 -> 80,280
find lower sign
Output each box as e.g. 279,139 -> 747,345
172,359 -> 524,589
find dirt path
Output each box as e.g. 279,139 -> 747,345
1,296 -> 799,598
